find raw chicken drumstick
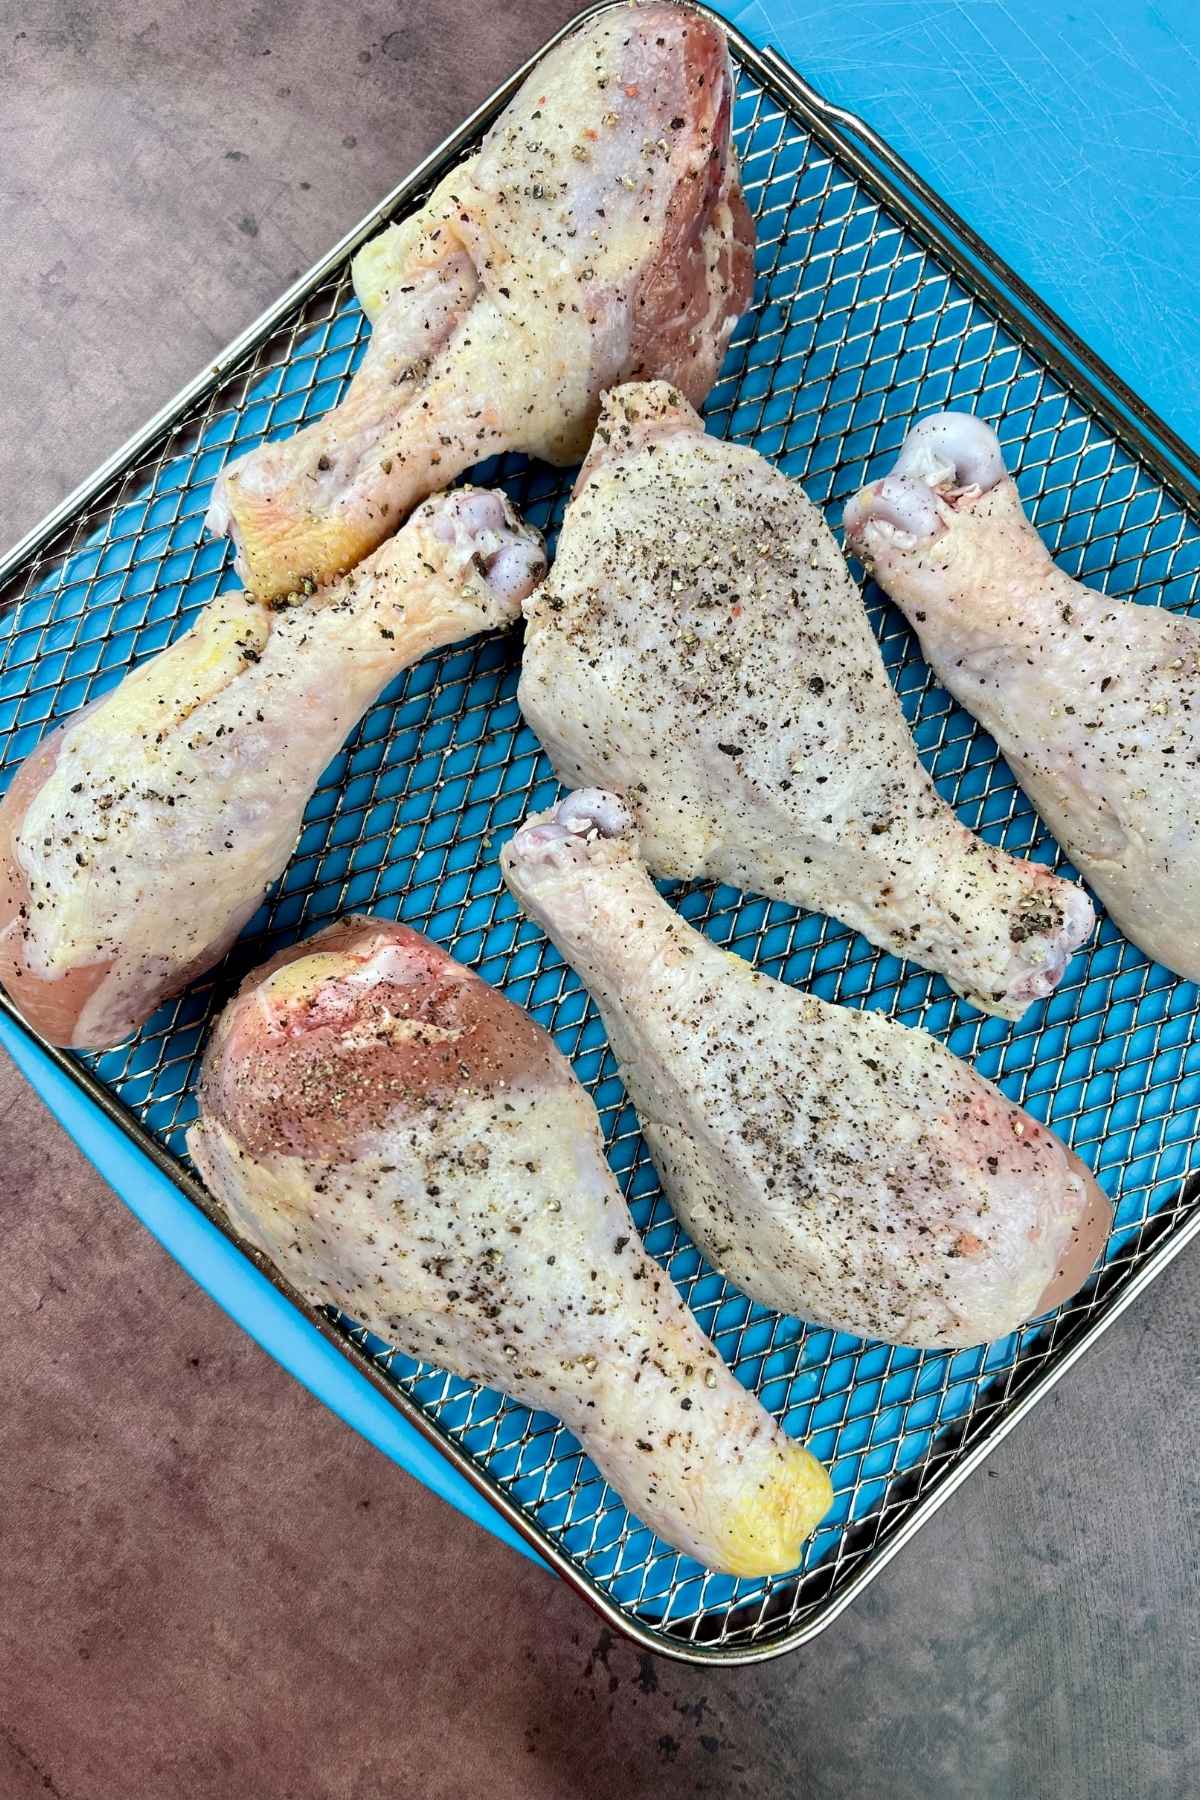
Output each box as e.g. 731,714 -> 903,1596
503,790 -> 1111,1349
188,916 -> 832,1575
0,488 -> 544,1049
519,381 -> 1094,1020
845,411 -> 1200,983
207,2 -> 754,600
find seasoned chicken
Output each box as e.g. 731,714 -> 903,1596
518,381 -> 1094,1019
845,412 -> 1200,981
187,916 -> 832,1574
503,790 -> 1111,1349
0,489 -> 544,1048
207,2 -> 754,600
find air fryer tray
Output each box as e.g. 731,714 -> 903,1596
3,3 -> 1198,1664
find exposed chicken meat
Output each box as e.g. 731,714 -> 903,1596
0,488 -> 544,1047
518,381 -> 1094,1018
845,411 -> 1200,982
188,916 -> 832,1574
503,789 -> 1111,1348
207,2 -> 754,599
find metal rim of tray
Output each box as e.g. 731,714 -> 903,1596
2,2 -> 1198,1665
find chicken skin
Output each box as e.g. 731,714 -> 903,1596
518,381 -> 1094,1019
503,790 -> 1111,1349
207,2 -> 754,600
188,916 -> 832,1575
0,488 -> 544,1048
845,411 -> 1200,982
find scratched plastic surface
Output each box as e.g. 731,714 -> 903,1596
1,46 -> 1199,1654
731,0 -> 1200,454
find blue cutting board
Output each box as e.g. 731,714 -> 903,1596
731,0 -> 1200,449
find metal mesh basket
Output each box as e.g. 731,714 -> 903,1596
2,4 -> 1199,1663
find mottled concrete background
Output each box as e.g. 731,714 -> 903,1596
1,4 -> 1197,1797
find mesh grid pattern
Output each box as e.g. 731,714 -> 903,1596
2,38 -> 1199,1657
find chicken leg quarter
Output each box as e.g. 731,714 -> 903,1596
845,411 -> 1200,983
503,790 -> 1110,1348
519,381 -> 1094,1019
206,2 -> 754,600
0,488 -> 544,1048
188,917 -> 832,1575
